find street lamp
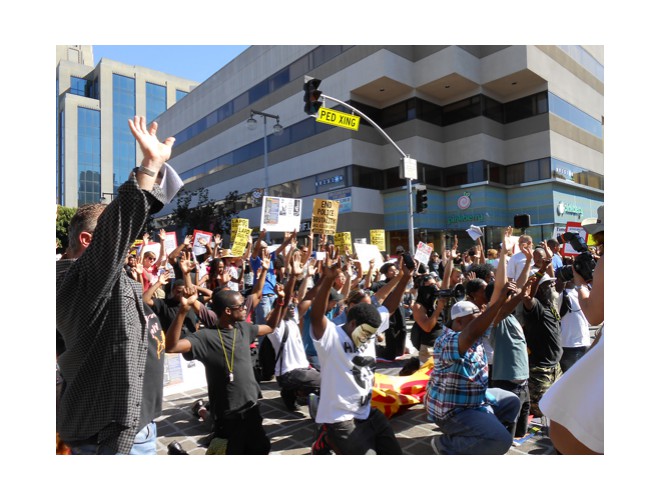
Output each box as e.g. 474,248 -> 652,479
100,192 -> 115,204
246,109 -> 283,199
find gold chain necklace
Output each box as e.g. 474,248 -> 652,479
217,326 -> 237,382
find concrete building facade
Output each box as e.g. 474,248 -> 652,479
109,46 -> 605,251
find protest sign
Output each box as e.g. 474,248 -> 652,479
192,230 -> 213,256
414,241 -> 433,267
260,196 -> 302,233
334,231 -> 353,255
353,243 -> 384,275
231,218 -> 250,243
311,199 -> 339,235
231,225 -> 253,257
370,229 -> 385,252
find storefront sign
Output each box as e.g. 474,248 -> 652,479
447,213 -> 484,224
457,192 -> 472,210
557,201 -> 583,217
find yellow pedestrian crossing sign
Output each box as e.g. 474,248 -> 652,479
316,107 -> 360,131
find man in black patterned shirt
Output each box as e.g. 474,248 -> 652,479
56,116 -> 182,454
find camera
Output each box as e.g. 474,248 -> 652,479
556,232 -> 597,282
436,283 -> 466,301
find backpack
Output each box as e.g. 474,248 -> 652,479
253,325 -> 289,382
559,289 -> 571,318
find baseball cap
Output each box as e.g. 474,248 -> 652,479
450,300 -> 480,320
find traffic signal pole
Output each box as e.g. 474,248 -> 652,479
314,92 -> 416,254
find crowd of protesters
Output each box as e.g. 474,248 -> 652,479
55,115 -> 603,455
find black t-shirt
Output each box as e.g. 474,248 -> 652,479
411,286 -> 443,347
522,299 -> 563,367
151,296 -> 198,338
184,321 -> 260,420
139,304 -> 165,429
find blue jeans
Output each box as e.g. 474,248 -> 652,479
432,388 -> 521,454
67,422 -> 157,455
255,294 -> 276,326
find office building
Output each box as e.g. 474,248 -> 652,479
56,45 -> 199,207
126,46 -> 605,251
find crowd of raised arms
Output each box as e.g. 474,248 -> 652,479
56,116 -> 604,456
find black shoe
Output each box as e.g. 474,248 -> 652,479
191,399 -> 205,419
167,441 -> 189,455
281,389 -> 300,412
398,357 -> 420,376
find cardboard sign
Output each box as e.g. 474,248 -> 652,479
353,243 -> 384,275
231,225 -> 253,257
370,229 -> 386,252
260,196 -> 302,233
414,241 -> 433,267
334,231 -> 353,255
230,218 -> 250,243
311,199 -> 340,235
192,230 -> 213,256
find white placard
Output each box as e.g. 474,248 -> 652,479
260,196 -> 302,233
353,243 -> 384,275
414,241 -> 433,266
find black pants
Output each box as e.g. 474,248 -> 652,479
277,367 -> 321,409
214,404 -> 270,455
491,379 -> 530,438
560,346 -> 588,373
325,408 -> 402,455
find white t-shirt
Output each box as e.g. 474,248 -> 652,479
313,320 -> 377,423
539,327 -> 604,453
226,264 -> 239,292
269,318 -> 309,377
559,288 -> 591,347
506,251 -> 528,280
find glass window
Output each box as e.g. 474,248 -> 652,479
176,89 -> 188,101
77,107 -> 101,206
548,92 -> 602,138
112,74 -> 136,191
146,82 -> 166,124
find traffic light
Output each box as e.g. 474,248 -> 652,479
303,77 -> 322,116
415,187 -> 428,213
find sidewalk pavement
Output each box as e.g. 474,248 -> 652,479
155,356 -> 557,455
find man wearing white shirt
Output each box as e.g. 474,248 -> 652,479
506,235 -> 533,281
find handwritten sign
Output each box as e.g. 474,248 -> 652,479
311,199 -> 339,235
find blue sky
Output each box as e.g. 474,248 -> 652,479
92,45 -> 250,83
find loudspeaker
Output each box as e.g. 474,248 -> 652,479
513,214 -> 531,229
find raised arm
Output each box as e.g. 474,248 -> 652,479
381,259 -> 413,315
311,256 -> 342,340
168,234 -> 192,267
165,293 -> 196,354
143,270 -> 170,307
249,250 -> 271,303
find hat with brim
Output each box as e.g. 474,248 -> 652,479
537,274 -> 557,287
450,300 -> 480,320
582,205 -> 604,235
220,249 -> 236,259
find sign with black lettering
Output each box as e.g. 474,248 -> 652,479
311,199 -> 340,235
316,107 -> 360,131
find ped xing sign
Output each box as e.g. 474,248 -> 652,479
316,107 -> 360,131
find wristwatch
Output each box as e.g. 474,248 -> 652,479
136,165 -> 158,177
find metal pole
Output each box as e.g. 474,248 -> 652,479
321,95 -> 415,253
263,116 -> 269,242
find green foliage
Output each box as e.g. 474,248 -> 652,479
56,205 -> 77,251
170,187 -> 242,239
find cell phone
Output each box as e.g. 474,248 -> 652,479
402,252 -> 415,270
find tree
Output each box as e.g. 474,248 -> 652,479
171,187 -> 217,233
56,205 -> 77,252
213,190 -> 241,238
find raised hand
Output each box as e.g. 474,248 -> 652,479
142,232 -> 151,245
127,115 -> 175,169
183,234 -> 192,246
159,229 -> 167,241
158,270 -> 171,286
